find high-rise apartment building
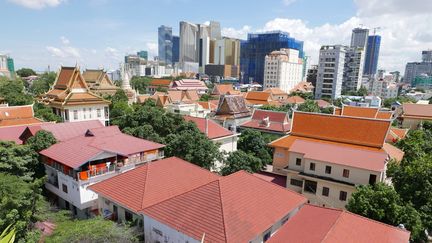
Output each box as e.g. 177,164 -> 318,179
0,54 -> 13,79
350,28 -> 369,48
342,47 -> 365,92
240,31 -> 304,84
315,45 -> 347,99
364,35 -> 381,76
172,36 -> 180,63
158,25 -> 173,65
263,48 -> 304,93
307,65 -> 318,94
214,37 -> 240,66
179,21 -> 199,64
404,50 -> 432,84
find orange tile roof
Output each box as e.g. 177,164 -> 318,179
376,111 -> 393,119
342,106 -> 380,118
0,105 -> 43,127
386,127 -> 409,143
316,99 -> 330,108
54,67 -> 75,89
0,118 -> 44,127
142,171 -> 307,243
383,143 -> 404,161
268,204 -> 410,243
245,91 -> 272,101
196,101 -> 218,111
334,107 -> 342,115
286,96 -> 305,104
212,84 -> 235,95
402,103 -> 432,118
290,112 -> 391,148
89,157 -> 219,212
263,87 -> 288,96
149,79 -> 171,87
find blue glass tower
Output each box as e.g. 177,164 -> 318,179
158,25 -> 173,65
364,35 -> 381,75
172,36 -> 180,63
240,31 -> 304,84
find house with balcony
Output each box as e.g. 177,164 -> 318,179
89,157 -> 307,243
38,66 -> 111,125
39,125 -> 164,218
269,112 -> 404,209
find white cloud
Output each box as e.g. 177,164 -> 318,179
8,0 -> 65,9
222,25 -> 252,39
146,43 -> 158,59
224,0 -> 432,72
282,0 -> 296,6
60,36 -> 70,45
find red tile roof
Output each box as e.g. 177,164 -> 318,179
286,96 -> 305,104
291,112 -> 391,148
0,105 -> 43,127
341,106 -> 393,120
142,171 -> 307,243
386,127 -> 409,143
183,116 -> 233,139
40,126 -> 164,168
268,204 -> 410,243
316,99 -> 330,108
0,124 -> 46,144
402,103 -> 432,119
289,139 -> 388,172
253,171 -> 287,187
383,143 -> 405,162
212,84 -> 235,95
171,79 -> 208,91
149,79 -> 171,87
245,91 -> 272,101
240,109 -> 290,133
89,157 -> 219,212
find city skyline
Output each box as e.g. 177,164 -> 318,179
1,0 -> 431,73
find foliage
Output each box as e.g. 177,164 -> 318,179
33,103 -> 62,122
109,90 -> 132,121
114,102 -> 222,169
29,72 -> 56,95
383,96 -> 416,108
220,150 -> 263,176
320,107 -> 334,114
0,174 -> 44,240
26,130 -> 56,152
0,224 -> 16,243
0,141 -> 39,181
346,183 -> 425,241
45,216 -> 137,243
199,93 -> 216,101
16,68 -> 36,78
238,129 -> 272,165
296,100 -> 320,113
130,76 -> 151,94
288,91 -> 314,100
0,78 -> 33,106
260,104 -> 292,113
395,129 -> 432,162
110,89 -> 129,104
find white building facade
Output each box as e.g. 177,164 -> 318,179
343,47 -> 365,92
263,48 -> 303,93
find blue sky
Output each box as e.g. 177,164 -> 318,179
1,0 -> 431,72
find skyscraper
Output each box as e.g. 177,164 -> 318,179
350,28 -> 369,48
404,50 -> 432,84
363,35 -> 381,76
240,31 -> 304,84
172,36 -> 180,63
342,47 -> 365,92
158,25 -> 173,65
179,21 -> 199,64
315,45 -> 347,99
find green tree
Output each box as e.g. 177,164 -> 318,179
395,129 -> 432,162
130,76 -> 151,94
0,78 -> 33,106
383,96 -> 416,108
16,68 -> 36,78
347,183 -> 425,241
123,125 -> 164,144
199,93 -> 212,101
357,85 -> 368,96
0,224 -> 16,243
296,100 -> 320,113
0,141 -> 39,181
0,173 -> 44,240
288,91 -> 314,100
238,129 -> 272,165
220,150 -> 263,175
45,216 -> 137,243
164,122 -> 222,170
33,103 -> 62,122
30,72 -> 56,95
260,104 -> 292,113
26,130 -> 56,152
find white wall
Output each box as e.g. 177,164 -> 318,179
62,104 -> 109,124
143,215 -> 200,243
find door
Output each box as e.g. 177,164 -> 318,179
369,174 -> 377,185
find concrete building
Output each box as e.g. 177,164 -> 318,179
369,78 -> 398,99
0,54 -> 12,79
404,50 -> 432,84
179,21 -> 199,64
158,25 -> 173,65
269,112 -> 403,209
350,28 -> 369,48
38,66 -> 110,125
263,48 -> 304,93
342,47 -> 365,92
398,103 -> 432,129
214,37 -> 240,66
306,65 -> 318,94
40,125 -> 165,218
315,45 -> 347,99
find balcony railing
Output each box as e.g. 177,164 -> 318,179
78,164 -> 116,181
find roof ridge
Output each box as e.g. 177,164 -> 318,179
320,209 -> 344,243
139,163 -> 150,210
341,210 -> 411,233
216,179 -> 229,242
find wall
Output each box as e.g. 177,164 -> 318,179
213,135 -> 238,154
143,215 -> 200,243
60,104 -> 109,124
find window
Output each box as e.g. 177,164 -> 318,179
325,166 -> 332,174
83,108 -> 86,119
64,109 -> 69,121
62,184 -> 68,193
339,191 -> 347,201
73,110 -> 78,120
295,158 -> 301,166
369,174 -> 377,185
322,187 -> 329,197
309,162 -> 315,171
97,108 -> 101,118
65,201 -> 70,209
304,180 -> 317,194
125,210 -> 133,222
343,169 -> 350,178
290,179 -> 303,187
88,108 -> 92,118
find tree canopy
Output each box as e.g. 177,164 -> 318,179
238,129 -> 272,165
30,72 -> 56,95
34,103 -> 62,122
0,141 -> 39,181
296,100 -> 320,113
346,183 -> 425,241
220,150 -> 263,176
130,76 -> 151,94
16,68 -> 36,78
0,78 -> 33,106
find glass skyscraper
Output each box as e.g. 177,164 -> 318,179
240,31 -> 304,84
172,36 -> 180,63
364,35 -> 381,75
158,25 -> 173,65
